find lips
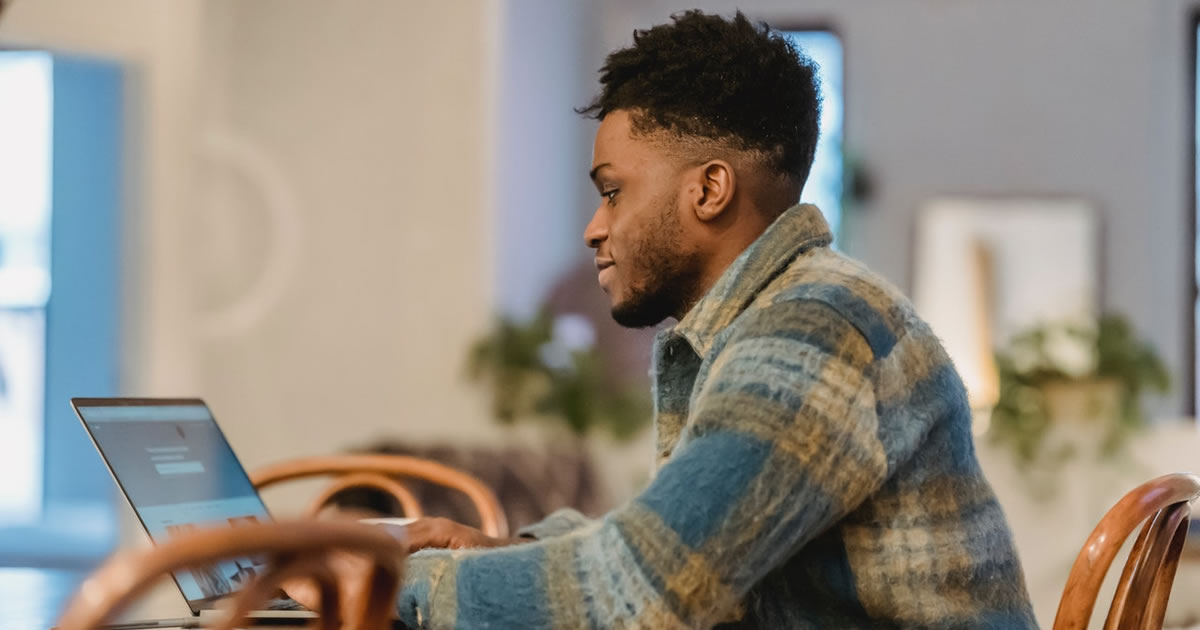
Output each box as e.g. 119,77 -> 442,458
595,258 -> 615,289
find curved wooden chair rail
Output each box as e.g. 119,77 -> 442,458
1053,472 -> 1200,630
56,520 -> 406,630
305,472 -> 424,520
251,454 -> 509,538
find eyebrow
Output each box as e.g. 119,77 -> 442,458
588,163 -> 612,182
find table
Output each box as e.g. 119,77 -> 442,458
0,567 -> 87,630
0,567 -> 414,630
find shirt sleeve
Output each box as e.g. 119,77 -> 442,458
396,299 -> 926,629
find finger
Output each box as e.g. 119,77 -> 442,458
278,576 -> 319,611
398,518 -> 445,553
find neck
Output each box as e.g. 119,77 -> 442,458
672,213 -> 773,320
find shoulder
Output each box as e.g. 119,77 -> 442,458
744,248 -> 927,362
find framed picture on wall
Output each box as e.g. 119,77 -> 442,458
911,197 -> 1100,412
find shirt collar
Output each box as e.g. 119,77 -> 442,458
669,203 -> 833,357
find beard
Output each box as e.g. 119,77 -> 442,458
610,193 -> 702,329
611,277 -> 692,328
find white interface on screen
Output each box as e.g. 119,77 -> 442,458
77,404 -> 271,603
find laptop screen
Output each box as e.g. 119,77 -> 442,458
74,399 -> 272,610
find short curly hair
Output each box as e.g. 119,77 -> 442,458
580,10 -> 822,190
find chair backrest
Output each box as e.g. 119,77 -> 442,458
56,520 -> 406,630
1053,472 -> 1200,630
251,454 -> 510,538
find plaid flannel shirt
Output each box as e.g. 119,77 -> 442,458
396,204 -> 1037,629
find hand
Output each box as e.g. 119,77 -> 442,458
399,516 -> 524,553
280,515 -> 524,613
278,548 -> 375,617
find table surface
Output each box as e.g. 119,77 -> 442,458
0,567 -> 415,630
0,567 -> 87,630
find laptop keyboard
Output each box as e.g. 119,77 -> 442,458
262,596 -> 309,611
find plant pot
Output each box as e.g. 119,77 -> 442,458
1040,378 -> 1123,425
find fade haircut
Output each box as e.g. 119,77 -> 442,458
580,10 -> 822,194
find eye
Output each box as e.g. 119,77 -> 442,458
602,189 -> 619,204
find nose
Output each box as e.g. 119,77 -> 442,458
584,205 -> 608,250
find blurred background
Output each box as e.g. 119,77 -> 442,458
0,0 -> 1198,626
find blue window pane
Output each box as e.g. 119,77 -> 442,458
0,51 -> 54,525
783,31 -> 844,245
0,51 -> 121,565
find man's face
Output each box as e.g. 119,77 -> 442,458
585,111 -> 699,328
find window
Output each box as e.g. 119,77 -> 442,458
782,30 -> 845,244
0,51 -> 53,525
0,51 -> 123,566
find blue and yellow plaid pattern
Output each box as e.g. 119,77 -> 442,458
396,204 -> 1037,629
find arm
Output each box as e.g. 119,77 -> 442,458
397,300 -> 924,629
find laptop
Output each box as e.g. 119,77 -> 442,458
71,397 -> 319,628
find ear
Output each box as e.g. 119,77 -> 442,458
689,160 -> 735,223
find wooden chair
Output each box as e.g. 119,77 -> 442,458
1053,472 -> 1200,630
251,454 -> 510,538
56,520 -> 406,630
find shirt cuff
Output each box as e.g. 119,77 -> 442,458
515,508 -> 593,540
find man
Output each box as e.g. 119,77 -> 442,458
293,10 -> 1037,628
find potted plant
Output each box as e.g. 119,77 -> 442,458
466,309 -> 651,440
988,313 -> 1170,466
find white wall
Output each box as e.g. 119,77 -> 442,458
602,0 -> 1200,415
191,0 -> 503,480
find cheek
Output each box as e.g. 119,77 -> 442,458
606,216 -> 624,253
607,212 -> 644,259
615,247 -> 653,293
